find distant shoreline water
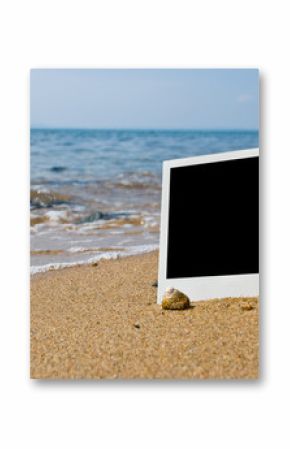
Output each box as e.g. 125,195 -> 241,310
31,127 -> 258,131
30,128 -> 259,273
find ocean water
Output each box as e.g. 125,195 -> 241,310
30,129 -> 258,273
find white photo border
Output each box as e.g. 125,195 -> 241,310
157,148 -> 259,303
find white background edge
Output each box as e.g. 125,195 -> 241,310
1,2 -> 290,449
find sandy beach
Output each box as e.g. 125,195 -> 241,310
31,251 -> 259,379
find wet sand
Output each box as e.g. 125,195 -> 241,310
31,251 -> 259,379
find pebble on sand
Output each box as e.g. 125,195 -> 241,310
240,303 -> 255,311
162,287 -> 190,310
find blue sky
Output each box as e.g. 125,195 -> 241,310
30,69 -> 259,129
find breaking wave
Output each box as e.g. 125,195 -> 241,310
30,243 -> 159,275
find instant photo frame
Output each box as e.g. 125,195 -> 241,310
157,148 -> 259,303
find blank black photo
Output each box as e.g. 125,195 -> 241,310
167,156 -> 259,279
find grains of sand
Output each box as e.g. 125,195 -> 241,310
31,251 -> 259,379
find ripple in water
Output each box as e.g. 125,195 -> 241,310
30,128 -> 258,272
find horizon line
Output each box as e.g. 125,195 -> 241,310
30,126 -> 259,132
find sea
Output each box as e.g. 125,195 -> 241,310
30,129 -> 259,274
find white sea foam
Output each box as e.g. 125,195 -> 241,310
30,261 -> 83,275
30,243 -> 159,275
68,246 -> 90,253
45,210 -> 68,222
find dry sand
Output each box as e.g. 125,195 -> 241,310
31,251 -> 259,379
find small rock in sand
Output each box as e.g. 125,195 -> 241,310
91,262 -> 98,267
134,322 -> 141,329
240,303 -> 255,311
162,287 -> 190,310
